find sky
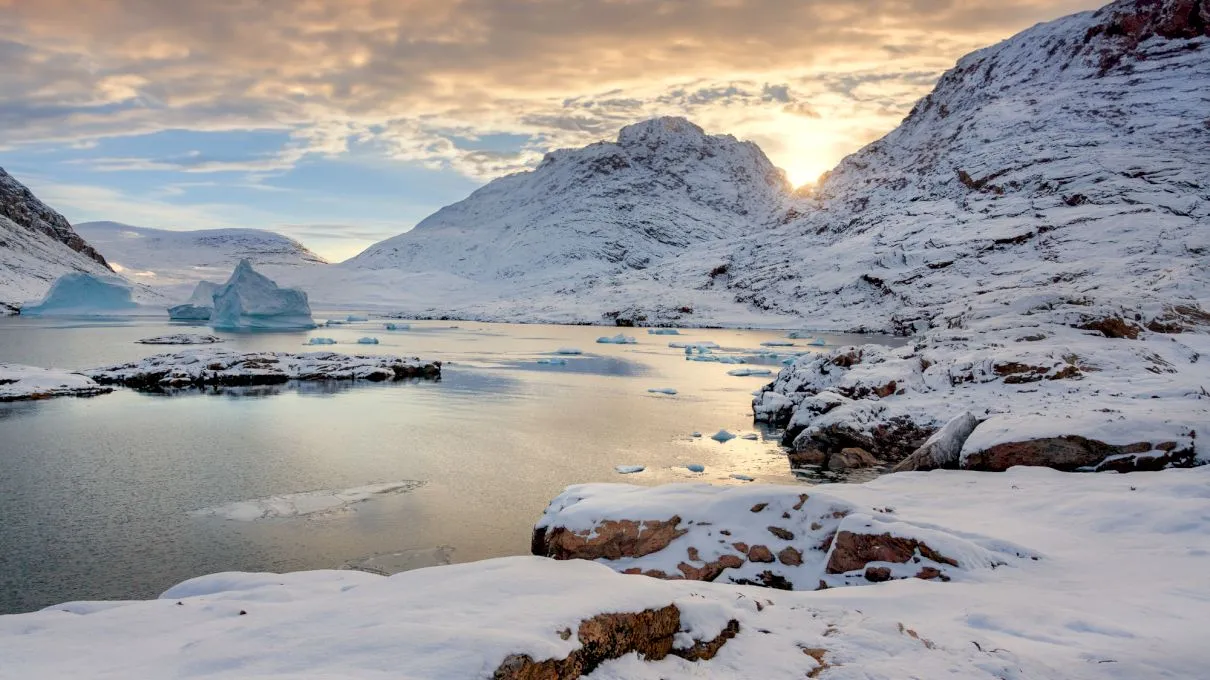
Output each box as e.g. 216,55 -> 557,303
0,0 -> 1101,262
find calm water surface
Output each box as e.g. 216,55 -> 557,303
0,316 -> 885,613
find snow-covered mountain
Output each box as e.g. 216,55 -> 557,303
0,168 -> 114,312
717,0 -> 1209,333
329,117 -> 791,321
76,222 -> 327,299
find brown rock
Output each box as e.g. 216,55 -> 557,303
749,503 -> 768,513
864,566 -> 892,582
748,545 -> 775,563
533,517 -> 686,560
960,436 -> 1181,472
767,526 -> 795,540
788,447 -> 827,467
777,547 -> 803,566
792,494 -> 810,510
676,553 -> 744,581
914,566 -> 950,582
1076,316 -> 1139,339
732,542 -> 749,554
829,447 -> 879,471
874,380 -> 897,398
686,546 -> 700,561
826,530 -> 958,574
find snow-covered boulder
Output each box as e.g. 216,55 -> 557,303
534,483 -> 1033,590
168,280 -> 220,321
0,363 -> 112,401
209,259 -> 315,331
86,349 -> 440,389
21,272 -> 138,316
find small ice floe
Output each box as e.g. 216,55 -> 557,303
741,433 -> 759,440
691,432 -> 702,437
555,347 -> 583,355
308,337 -> 338,345
190,481 -> 424,521
730,473 -> 755,482
684,345 -> 712,355
596,334 -> 637,344
384,323 -> 410,331
670,341 -> 718,349
761,341 -> 795,347
324,320 -> 346,326
647,388 -> 678,395
781,358 -> 796,365
787,331 -> 810,339
686,355 -> 718,363
615,465 -> 645,474
685,464 -> 705,473
809,338 -> 827,346
347,315 -> 369,322
727,368 -> 773,377
711,429 -> 736,442
718,356 -> 744,364
356,337 -> 380,345
537,358 -> 568,366
647,328 -> 681,335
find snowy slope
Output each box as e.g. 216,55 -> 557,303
327,117 -> 790,322
717,0 -> 1210,333
76,221 -> 327,300
0,169 -> 115,311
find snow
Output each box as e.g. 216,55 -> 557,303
0,363 -> 112,401
136,334 -> 224,345
710,430 -> 736,442
86,349 -> 441,388
647,388 -> 678,395
21,272 -> 140,316
614,465 -> 645,474
307,337 -> 337,345
167,281 -> 219,321
209,259 -> 315,331
597,333 -> 637,344
190,481 -> 424,521
356,337 -> 379,345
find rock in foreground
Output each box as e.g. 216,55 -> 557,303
209,259 -> 314,331
0,364 -> 113,401
86,349 -> 440,389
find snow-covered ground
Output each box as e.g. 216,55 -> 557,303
86,349 -> 441,388
3,467 -> 1205,678
0,363 -> 112,401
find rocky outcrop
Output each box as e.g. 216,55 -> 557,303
0,364 -> 114,402
533,518 -> 687,562
0,168 -> 109,270
86,350 -> 441,390
962,436 -> 1197,472
493,605 -> 738,679
893,412 -> 982,473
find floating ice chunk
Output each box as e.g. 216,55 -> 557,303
537,358 -> 567,365
741,433 -> 759,440
384,323 -> 410,331
347,315 -> 368,322
691,432 -> 702,437
168,281 -> 220,321
761,341 -> 795,347
614,465 -> 645,474
324,319 -> 347,326
555,347 -> 583,355
711,430 -> 736,442
647,328 -> 681,335
596,334 -> 637,344
787,331 -> 811,339
23,272 -> 138,316
670,341 -> 718,349
781,358 -> 795,365
809,338 -> 827,346
307,337 -> 337,345
685,464 -> 705,473
718,356 -> 744,364
190,481 -> 424,521
730,473 -> 755,481
647,388 -> 678,395
356,337 -> 380,345
727,368 -> 773,377
686,355 -> 719,362
210,259 -> 315,331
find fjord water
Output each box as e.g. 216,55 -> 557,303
0,317 -> 878,614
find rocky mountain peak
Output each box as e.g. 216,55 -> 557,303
0,168 -> 110,270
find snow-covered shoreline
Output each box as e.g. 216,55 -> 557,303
0,364 -> 113,401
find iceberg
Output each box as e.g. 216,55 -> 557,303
809,338 -> 827,346
168,281 -> 220,321
209,259 -> 315,331
22,272 -> 139,316
727,368 -> 772,377
646,328 -> 681,335
356,337 -> 380,345
685,464 -> 705,473
384,322 -> 410,331
347,314 -> 368,322
647,387 -> 678,395
307,337 -> 337,345
614,465 -> 645,474
596,334 -> 637,344
730,473 -> 755,481
554,347 -> 583,355
741,433 -> 759,440
711,429 -> 736,442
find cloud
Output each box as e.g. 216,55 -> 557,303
0,0 -> 1105,185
